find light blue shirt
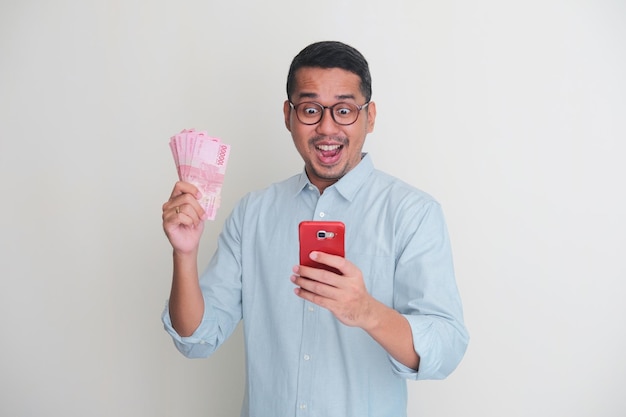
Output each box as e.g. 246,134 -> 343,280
162,154 -> 469,417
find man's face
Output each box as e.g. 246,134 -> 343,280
283,67 -> 376,192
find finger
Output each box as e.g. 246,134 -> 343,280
162,192 -> 204,224
163,203 -> 201,229
163,186 -> 205,219
291,276 -> 337,307
308,251 -> 352,276
163,199 -> 204,222
294,287 -> 333,310
293,263 -> 339,286
169,181 -> 201,199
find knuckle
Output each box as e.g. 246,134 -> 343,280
307,281 -> 317,290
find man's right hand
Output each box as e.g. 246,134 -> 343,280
162,181 -> 206,336
162,181 -> 206,254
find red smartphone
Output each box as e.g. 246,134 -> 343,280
299,221 -> 345,274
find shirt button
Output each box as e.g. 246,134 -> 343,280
300,404 -> 307,409
304,354 -> 311,361
308,306 -> 315,312
319,212 -> 325,218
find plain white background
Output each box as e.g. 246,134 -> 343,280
1,1 -> 625,416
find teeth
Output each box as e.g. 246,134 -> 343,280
317,144 -> 341,151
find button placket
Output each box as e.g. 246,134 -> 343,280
295,300 -> 317,416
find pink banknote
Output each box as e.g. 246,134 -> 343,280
169,128 -> 231,220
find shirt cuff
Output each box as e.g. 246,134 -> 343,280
161,301 -> 219,358
397,313 -> 468,380
389,355 -> 420,380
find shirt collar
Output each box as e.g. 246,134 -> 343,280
295,153 -> 374,202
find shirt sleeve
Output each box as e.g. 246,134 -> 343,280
162,301 -> 227,359
391,198 -> 469,380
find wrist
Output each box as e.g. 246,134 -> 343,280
360,298 -> 386,332
172,249 -> 199,276
172,247 -> 198,259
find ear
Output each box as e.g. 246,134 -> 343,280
366,101 -> 376,133
283,100 -> 292,132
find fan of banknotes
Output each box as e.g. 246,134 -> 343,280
169,128 -> 231,220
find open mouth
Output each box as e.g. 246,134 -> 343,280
315,143 -> 343,164
317,143 -> 342,152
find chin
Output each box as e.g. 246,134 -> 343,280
314,167 -> 345,182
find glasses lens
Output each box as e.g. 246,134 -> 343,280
293,102 -> 364,125
331,103 -> 359,125
295,102 -> 324,125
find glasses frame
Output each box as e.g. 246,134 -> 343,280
289,101 -> 370,126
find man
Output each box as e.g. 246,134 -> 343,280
162,41 -> 468,417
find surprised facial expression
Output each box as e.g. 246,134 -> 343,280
284,67 -> 376,193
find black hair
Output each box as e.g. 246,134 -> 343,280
286,41 -> 372,102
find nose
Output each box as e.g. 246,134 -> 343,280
316,107 -> 341,135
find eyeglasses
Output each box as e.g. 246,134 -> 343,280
289,101 -> 370,126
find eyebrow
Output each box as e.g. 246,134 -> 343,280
296,92 -> 357,101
